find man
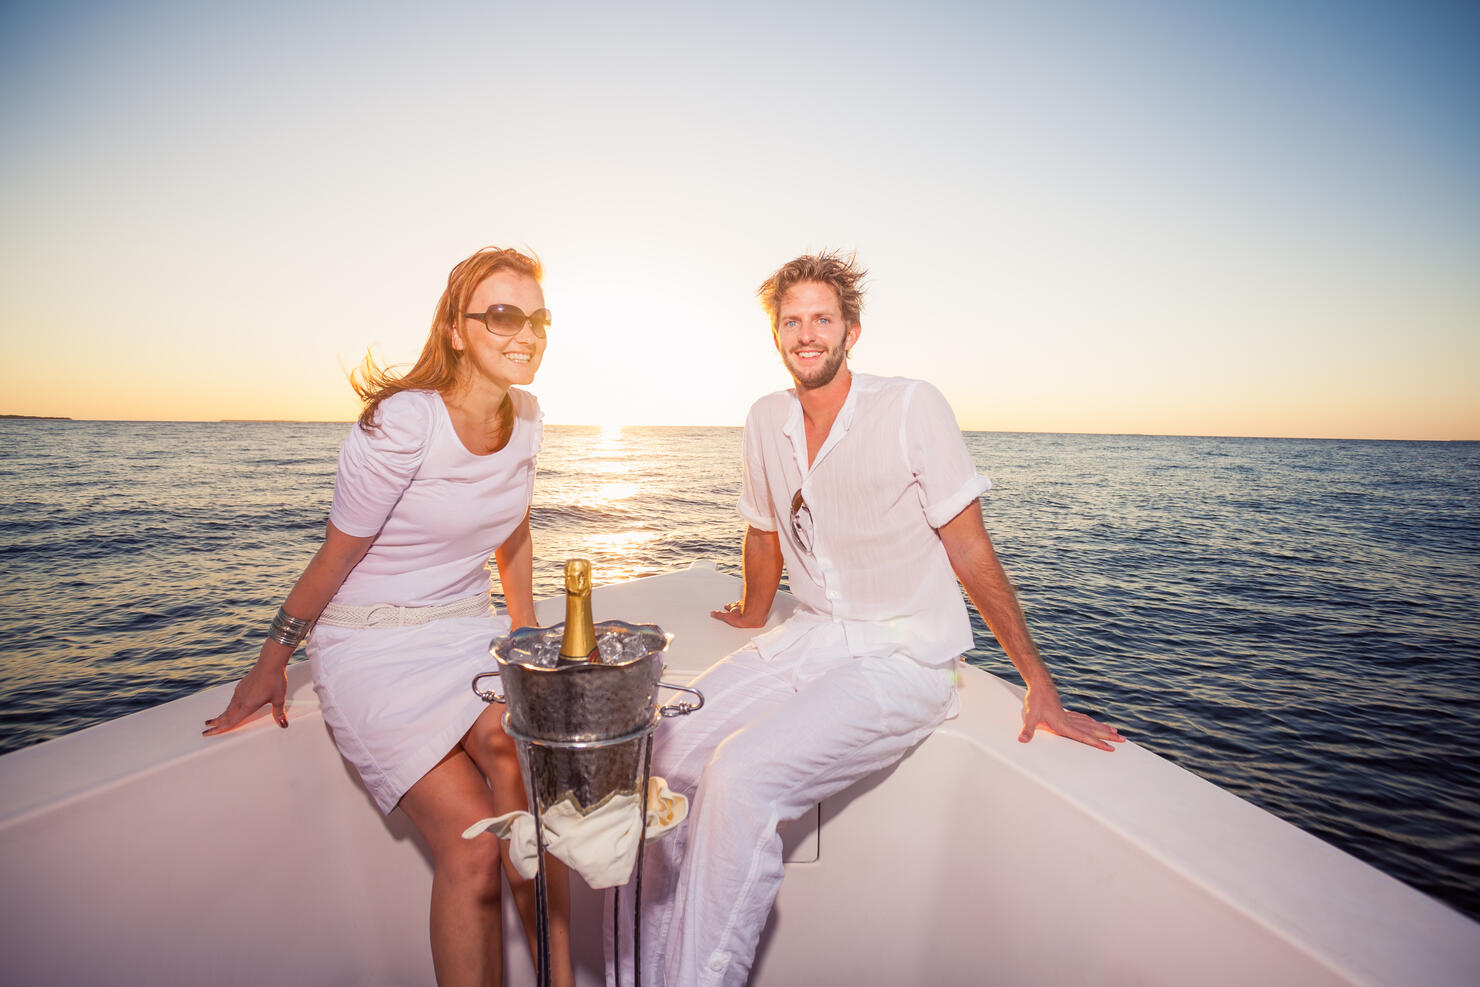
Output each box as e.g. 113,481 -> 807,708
622,252 -> 1122,986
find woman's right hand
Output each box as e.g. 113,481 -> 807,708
200,523 -> 373,738
202,643 -> 292,736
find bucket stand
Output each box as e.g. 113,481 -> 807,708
476,667 -> 703,987
504,715 -> 657,987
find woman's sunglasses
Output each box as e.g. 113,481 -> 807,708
464,304 -> 552,338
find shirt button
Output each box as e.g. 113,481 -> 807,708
709,958 -> 726,971
826,590 -> 840,601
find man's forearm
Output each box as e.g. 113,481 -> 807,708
712,526 -> 783,628
964,554 -> 1059,696
940,505 -> 1059,695
941,503 -> 1125,750
740,526 -> 783,619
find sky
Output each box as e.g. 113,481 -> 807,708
1,0 -> 1477,439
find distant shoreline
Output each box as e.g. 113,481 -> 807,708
0,414 -> 72,421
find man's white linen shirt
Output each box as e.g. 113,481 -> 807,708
738,373 -> 991,668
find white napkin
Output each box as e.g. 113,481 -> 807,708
462,776 -> 688,889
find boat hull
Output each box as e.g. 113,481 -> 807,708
3,562 -> 1476,985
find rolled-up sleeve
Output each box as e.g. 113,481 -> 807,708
903,382 -> 991,529
329,391 -> 433,537
737,404 -> 778,532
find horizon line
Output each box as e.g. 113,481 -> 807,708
3,416 -> 1476,443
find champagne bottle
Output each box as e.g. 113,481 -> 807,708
559,558 -> 601,663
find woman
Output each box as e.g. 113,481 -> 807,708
204,246 -> 573,987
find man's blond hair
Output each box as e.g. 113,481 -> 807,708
757,251 -> 867,331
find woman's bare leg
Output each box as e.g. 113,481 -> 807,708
399,748 -> 506,987
467,707 -> 575,987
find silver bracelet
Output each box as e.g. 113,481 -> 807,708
269,607 -> 312,649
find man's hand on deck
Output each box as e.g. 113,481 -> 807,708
711,600 -> 768,629
1020,687 -> 1124,752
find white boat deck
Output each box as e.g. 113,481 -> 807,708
3,561 -> 1477,985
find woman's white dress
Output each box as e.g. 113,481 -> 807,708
306,388 -> 541,813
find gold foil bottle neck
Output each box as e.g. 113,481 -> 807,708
560,558 -> 600,662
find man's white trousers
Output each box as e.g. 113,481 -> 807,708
609,626 -> 956,987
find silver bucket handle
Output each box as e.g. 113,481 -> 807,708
657,682 -> 704,717
472,671 -> 506,704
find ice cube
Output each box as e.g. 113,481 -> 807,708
622,634 -> 654,661
528,635 -> 561,668
596,631 -> 625,663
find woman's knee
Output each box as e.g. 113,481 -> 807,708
464,714 -> 526,800
466,708 -> 518,762
435,833 -> 505,900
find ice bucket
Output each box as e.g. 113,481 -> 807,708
473,620 -> 702,813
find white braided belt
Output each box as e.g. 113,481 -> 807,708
316,593 -> 492,629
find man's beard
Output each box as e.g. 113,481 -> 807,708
784,338 -> 848,390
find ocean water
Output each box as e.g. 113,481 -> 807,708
2,419 -> 1478,922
